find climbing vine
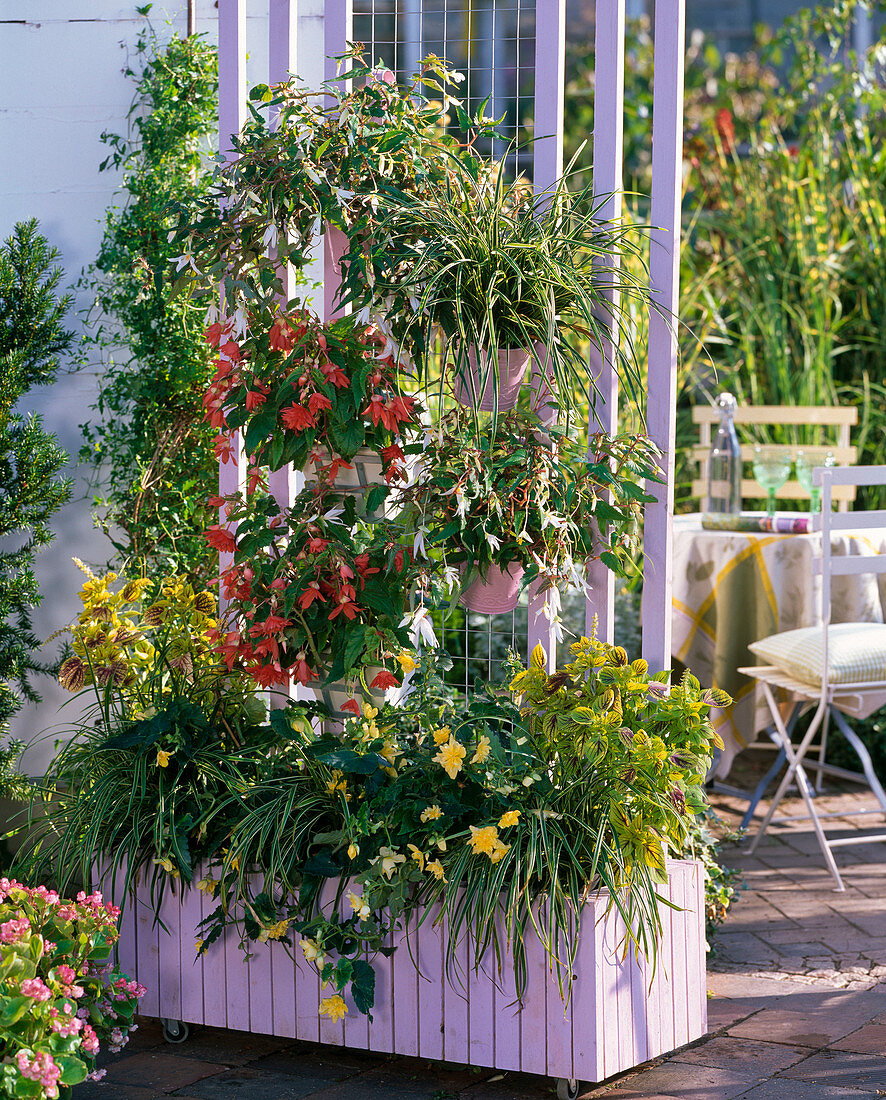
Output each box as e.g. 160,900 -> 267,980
78,16 -> 219,583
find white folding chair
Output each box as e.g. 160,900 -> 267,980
739,465 -> 886,891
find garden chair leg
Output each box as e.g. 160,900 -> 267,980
830,710 -> 886,817
747,685 -> 827,854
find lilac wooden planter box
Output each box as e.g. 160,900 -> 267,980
107,859 -> 706,1085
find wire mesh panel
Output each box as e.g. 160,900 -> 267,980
353,0 -> 537,174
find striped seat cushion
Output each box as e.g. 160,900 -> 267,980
748,622 -> 886,686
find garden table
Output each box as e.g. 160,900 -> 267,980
670,513 -> 886,778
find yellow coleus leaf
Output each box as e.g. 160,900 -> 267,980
530,643 -> 547,670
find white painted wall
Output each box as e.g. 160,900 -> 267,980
0,1 -> 274,773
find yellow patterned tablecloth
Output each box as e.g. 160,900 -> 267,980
671,513 -> 886,778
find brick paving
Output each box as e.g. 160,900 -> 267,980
84,783 -> 886,1099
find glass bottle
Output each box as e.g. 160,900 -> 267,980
705,393 -> 742,517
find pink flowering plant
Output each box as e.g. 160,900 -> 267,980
0,879 -> 144,1098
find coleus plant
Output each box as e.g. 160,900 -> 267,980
397,409 -> 661,633
212,485 -> 445,693
203,311 -> 423,493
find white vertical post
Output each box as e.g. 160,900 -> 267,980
642,0 -> 685,672
528,0 -> 565,667
268,0 -> 299,519
218,0 -> 247,579
323,0 -> 353,321
585,0 -> 625,644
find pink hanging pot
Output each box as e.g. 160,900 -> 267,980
459,562 -> 525,615
453,346 -> 531,412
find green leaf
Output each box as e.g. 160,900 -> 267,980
0,994 -> 31,1025
55,1055 -> 88,1087
316,749 -> 384,775
351,958 -> 376,1014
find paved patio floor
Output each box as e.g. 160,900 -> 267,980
84,782 -> 886,1099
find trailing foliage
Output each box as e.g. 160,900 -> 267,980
78,23 -> 219,581
0,220 -> 73,739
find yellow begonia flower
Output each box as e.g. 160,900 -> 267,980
434,738 -> 466,780
426,860 -> 446,882
195,939 -> 205,954
396,652 -> 418,674
498,810 -> 520,829
420,805 -> 442,823
407,843 -> 425,870
325,770 -> 348,796
347,843 -> 360,860
362,704 -> 378,720
152,856 -> 179,877
319,994 -> 348,1022
300,938 -> 325,968
432,726 -> 452,745
156,749 -> 172,768
468,825 -> 499,856
468,825 -> 510,863
372,846 -> 406,879
471,735 -> 491,765
380,740 -> 402,766
348,891 -> 371,920
258,918 -> 290,943
196,877 -> 218,896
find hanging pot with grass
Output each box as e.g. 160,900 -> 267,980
453,345 -> 532,413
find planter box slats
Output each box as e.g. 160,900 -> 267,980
105,858 -> 706,1084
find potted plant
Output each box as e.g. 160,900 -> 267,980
171,49 -> 493,369
366,164 -> 652,418
86,641 -> 720,1089
397,408 -> 659,617
0,878 -> 144,1098
204,311 -> 422,515
212,485 -> 438,711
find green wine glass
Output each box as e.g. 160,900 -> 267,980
753,445 -> 792,518
795,450 -> 835,512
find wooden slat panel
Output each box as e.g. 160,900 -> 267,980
466,932 -> 495,1069
826,508 -> 886,530
690,444 -> 857,465
179,886 -> 205,1026
368,926 -> 395,1054
490,909 -> 522,1073
693,405 -> 857,426
442,920 -> 469,1064
249,938 -> 275,1037
223,910 -> 249,1032
294,946 -> 321,1043
415,907 -> 445,1061
518,911 -> 547,1076
269,940 -> 296,1039
392,912 -> 420,1057
135,894 -> 160,1018
342,943 -> 370,1050
691,479 -> 857,502
544,917 -> 575,1081
157,888 -> 182,1025
570,898 -> 601,1082
686,863 -> 706,1041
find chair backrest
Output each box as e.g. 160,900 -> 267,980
815,466 -> 886,685
691,404 -> 858,510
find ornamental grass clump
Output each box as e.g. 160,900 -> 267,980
0,879 -> 143,1098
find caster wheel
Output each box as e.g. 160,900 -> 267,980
161,1018 -> 190,1044
556,1079 -> 579,1100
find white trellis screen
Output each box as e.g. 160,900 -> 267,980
216,0 -> 684,676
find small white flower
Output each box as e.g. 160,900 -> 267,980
171,253 -> 199,274
485,531 -> 501,553
400,607 -> 438,649
262,222 -> 279,251
413,527 -> 429,559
